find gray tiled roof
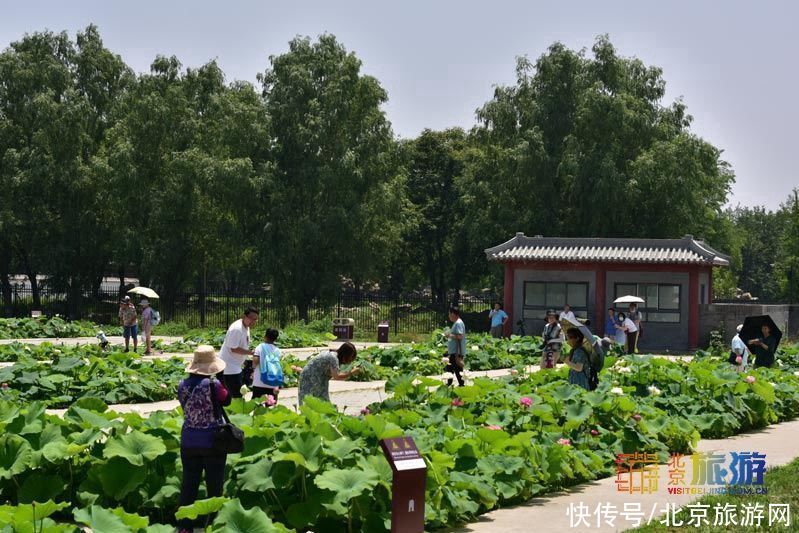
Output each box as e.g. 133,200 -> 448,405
485,234 -> 730,266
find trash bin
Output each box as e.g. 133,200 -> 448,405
378,321 -> 390,343
333,318 -> 354,341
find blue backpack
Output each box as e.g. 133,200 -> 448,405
258,343 -> 283,388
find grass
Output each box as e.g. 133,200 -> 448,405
635,457 -> 799,532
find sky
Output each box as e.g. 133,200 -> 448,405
1,0 -> 797,209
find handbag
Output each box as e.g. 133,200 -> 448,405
453,329 -> 465,370
210,379 -> 245,454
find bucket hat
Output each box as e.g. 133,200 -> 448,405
186,345 -> 226,376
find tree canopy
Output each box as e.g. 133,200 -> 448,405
0,27 -> 794,318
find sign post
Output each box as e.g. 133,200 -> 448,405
380,436 -> 427,533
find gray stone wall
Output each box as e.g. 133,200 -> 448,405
698,304 -> 791,348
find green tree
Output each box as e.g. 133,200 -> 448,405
0,27 -> 133,317
0,30 -> 75,309
257,35 -> 396,321
776,189 -> 799,301
104,58 -> 265,308
728,206 -> 785,299
469,35 -> 735,247
404,129 -> 468,305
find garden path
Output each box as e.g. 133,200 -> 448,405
43,367 -> 518,417
449,418 -> 799,532
0,335 -> 184,346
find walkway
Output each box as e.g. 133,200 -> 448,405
0,335 -> 185,346
449,418 -> 799,532
44,367 -> 516,417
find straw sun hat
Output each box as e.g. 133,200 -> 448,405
186,345 -> 226,376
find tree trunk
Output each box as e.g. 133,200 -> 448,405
0,242 -> 12,317
118,265 -> 125,299
68,277 -> 82,320
199,263 -> 207,328
21,252 -> 41,310
297,295 -> 311,324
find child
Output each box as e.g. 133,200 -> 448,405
252,328 -> 283,402
96,330 -> 109,351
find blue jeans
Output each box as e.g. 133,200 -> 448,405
123,325 -> 138,339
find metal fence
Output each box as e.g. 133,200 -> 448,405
5,285 -> 500,334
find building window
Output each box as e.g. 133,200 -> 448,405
614,283 -> 681,323
523,282 -> 588,320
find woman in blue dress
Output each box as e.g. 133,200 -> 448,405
565,327 -> 591,391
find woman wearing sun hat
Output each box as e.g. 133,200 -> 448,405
140,299 -> 153,355
177,345 -> 231,532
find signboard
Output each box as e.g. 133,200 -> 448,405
380,436 -> 427,533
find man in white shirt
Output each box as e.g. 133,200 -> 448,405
560,304 -> 576,323
219,306 -> 259,397
730,324 -> 749,369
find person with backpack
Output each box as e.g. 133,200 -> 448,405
564,327 -> 592,391
176,345 -> 231,533
252,328 -> 283,402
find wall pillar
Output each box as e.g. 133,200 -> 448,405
503,263 -> 515,336
595,266 -> 606,334
689,268 -> 699,350
708,266 -> 714,304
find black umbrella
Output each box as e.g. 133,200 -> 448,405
739,315 -> 782,351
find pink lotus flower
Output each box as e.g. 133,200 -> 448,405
291,365 -> 303,373
360,407 -> 370,416
486,425 -> 502,430
632,414 -> 642,422
519,397 -> 532,408
557,438 -> 571,446
451,398 -> 464,407
0,383 -> 8,390
746,375 -> 756,384
735,355 -> 743,364
590,429 -> 599,436
264,395 -> 277,407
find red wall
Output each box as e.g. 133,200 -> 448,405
500,260 -> 711,349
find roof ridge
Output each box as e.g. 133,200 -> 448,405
485,234 -> 730,267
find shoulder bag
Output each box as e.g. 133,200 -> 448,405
210,379 -> 245,454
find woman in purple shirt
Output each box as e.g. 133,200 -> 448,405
177,345 -> 230,532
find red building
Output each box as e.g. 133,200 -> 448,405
485,234 -> 730,351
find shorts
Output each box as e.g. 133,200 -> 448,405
123,325 -> 138,339
444,353 -> 464,373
